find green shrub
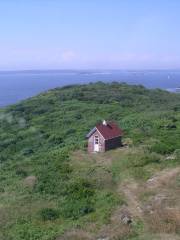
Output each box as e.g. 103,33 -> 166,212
21,148 -> 34,156
48,134 -> 63,145
60,199 -> 94,219
35,149 -> 72,195
64,178 -> 95,199
150,142 -> 174,154
16,168 -> 28,178
122,152 -> 160,168
60,178 -> 95,219
40,208 -> 59,221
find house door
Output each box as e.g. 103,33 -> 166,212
94,135 -> 99,152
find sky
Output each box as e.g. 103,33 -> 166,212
0,0 -> 180,70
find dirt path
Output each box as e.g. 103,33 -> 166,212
146,167 -> 180,189
119,167 -> 180,220
120,182 -> 143,218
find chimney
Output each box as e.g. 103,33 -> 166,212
103,120 -> 107,126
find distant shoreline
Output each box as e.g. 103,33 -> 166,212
0,70 -> 179,107
1,69 -> 180,74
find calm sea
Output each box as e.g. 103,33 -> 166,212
0,70 -> 180,107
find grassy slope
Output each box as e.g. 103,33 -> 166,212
0,82 -> 180,240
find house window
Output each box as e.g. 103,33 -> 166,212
95,135 -> 99,144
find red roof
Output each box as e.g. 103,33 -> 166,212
96,121 -> 123,140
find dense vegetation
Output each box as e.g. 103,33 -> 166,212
0,82 -> 180,240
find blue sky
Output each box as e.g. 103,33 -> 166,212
0,0 -> 180,70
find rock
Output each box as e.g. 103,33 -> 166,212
119,209 -> 132,225
121,215 -> 132,224
136,206 -> 143,213
147,177 -> 156,183
23,176 -> 37,188
165,155 -> 176,160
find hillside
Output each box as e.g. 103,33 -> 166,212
0,82 -> 180,240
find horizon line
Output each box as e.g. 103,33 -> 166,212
1,68 -> 180,73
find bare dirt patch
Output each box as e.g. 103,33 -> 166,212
154,233 -> 180,240
97,222 -> 132,240
56,229 -> 93,240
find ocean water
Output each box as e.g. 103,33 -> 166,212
0,70 -> 180,107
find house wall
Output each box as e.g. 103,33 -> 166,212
88,130 -> 105,153
105,136 -> 122,151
